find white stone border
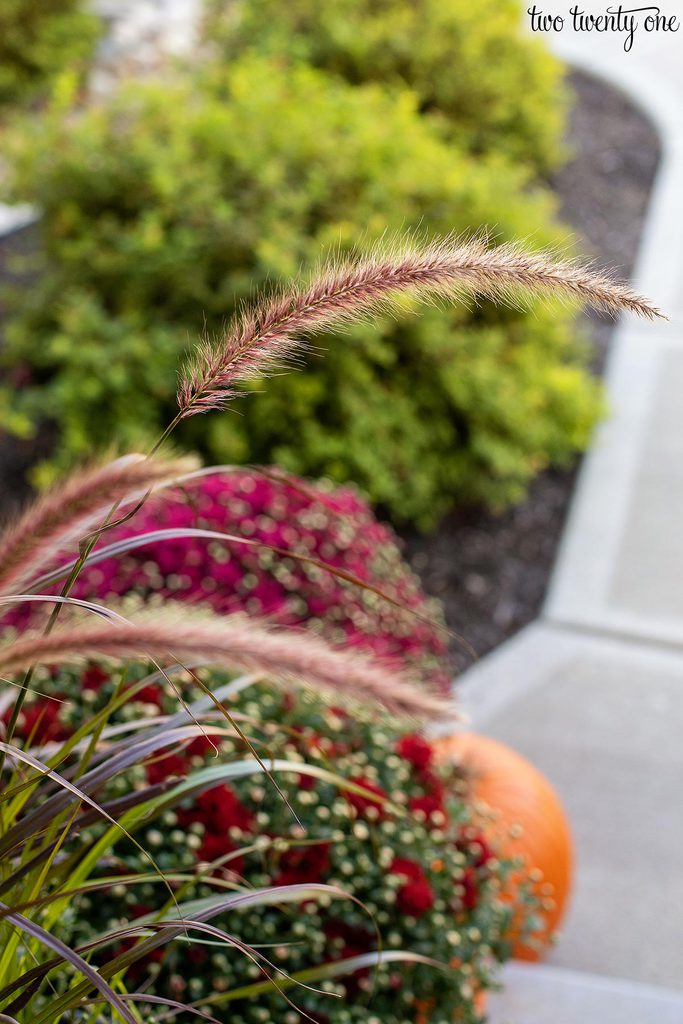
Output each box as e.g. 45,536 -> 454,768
0,204 -> 35,239
455,618 -> 683,726
545,46 -> 683,643
488,961 -> 683,1023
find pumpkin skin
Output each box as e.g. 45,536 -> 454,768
433,732 -> 573,961
414,989 -> 486,1023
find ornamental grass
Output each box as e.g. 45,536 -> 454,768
2,469 -> 452,691
5,668 -> 543,1024
0,233 -> 660,1021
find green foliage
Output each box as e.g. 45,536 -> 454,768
11,663 -> 540,1023
0,0 -> 100,107
0,53 -> 601,528
204,0 -> 568,173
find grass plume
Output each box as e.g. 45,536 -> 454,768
0,609 -> 451,721
0,453 -> 198,598
178,233 -> 664,417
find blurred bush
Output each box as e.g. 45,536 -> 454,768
0,0 -> 100,108
204,0 -> 567,174
0,35 -> 601,530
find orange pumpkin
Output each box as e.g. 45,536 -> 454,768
433,732 -> 573,961
414,988 -> 486,1023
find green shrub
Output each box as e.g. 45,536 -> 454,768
203,0 -> 567,174
0,0 -> 100,107
0,55 -> 601,529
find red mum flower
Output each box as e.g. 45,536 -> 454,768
198,831 -> 242,870
18,699 -> 68,744
273,842 -> 331,887
82,664 -> 110,692
324,919 -> 374,960
390,857 -> 435,917
469,836 -> 493,868
188,946 -> 208,966
396,733 -> 433,772
187,733 -> 219,758
456,829 -> 493,868
397,877 -> 435,917
409,792 -> 446,820
294,731 -> 324,789
347,776 -> 388,817
323,920 -> 375,993
134,683 -> 164,707
460,868 -> 479,911
297,770 -> 317,791
146,752 -> 188,786
418,767 -> 445,794
390,857 -> 423,883
196,784 -> 254,833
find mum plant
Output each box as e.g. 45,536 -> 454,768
6,670 -> 539,1024
3,468 -> 451,690
0,234 -> 660,1021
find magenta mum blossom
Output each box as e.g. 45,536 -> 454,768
62,470 -> 451,691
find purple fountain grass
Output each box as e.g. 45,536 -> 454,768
178,233 -> 664,417
0,609 -> 451,721
0,453 -> 198,598
0,227 -> 662,1024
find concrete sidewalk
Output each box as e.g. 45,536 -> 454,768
461,8 -> 683,1019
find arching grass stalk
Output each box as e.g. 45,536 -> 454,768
1,231 -> 663,764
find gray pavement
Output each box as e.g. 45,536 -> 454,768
487,963 -> 683,1024
460,8 -> 683,1018
458,623 -> 683,991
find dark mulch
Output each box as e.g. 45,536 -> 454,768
0,72 -> 661,673
403,71 -> 660,674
